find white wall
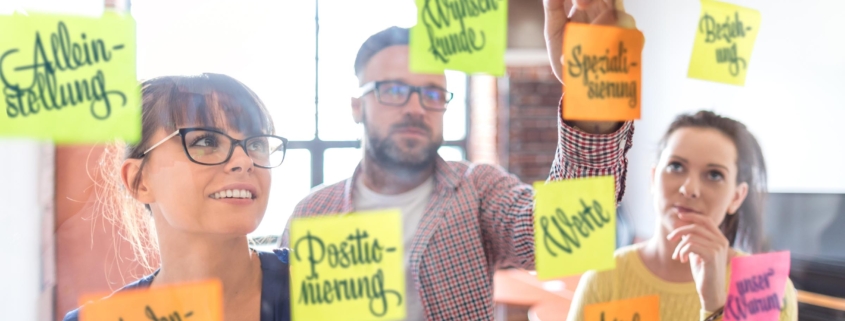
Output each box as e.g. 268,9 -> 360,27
622,0 -> 845,238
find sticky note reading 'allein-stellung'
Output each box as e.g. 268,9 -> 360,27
562,23 -> 644,121
725,251 -> 791,321
0,11 -> 140,143
584,295 -> 660,321
410,0 -> 507,76
290,210 -> 406,321
533,176 -> 616,280
80,280 -> 222,321
688,0 -> 761,86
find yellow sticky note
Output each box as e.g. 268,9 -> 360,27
584,295 -> 660,321
533,176 -> 616,280
0,11 -> 140,143
562,23 -> 644,121
687,0 -> 761,86
80,280 -> 222,321
410,0 -> 507,76
290,210 -> 406,321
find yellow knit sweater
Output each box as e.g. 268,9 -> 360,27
566,243 -> 798,321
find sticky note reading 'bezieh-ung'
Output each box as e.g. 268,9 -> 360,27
533,176 -> 616,280
688,0 -> 762,86
0,11 -> 140,143
725,251 -> 791,321
584,295 -> 660,321
290,210 -> 406,321
562,23 -> 644,121
410,0 -> 507,76
80,280 -> 222,321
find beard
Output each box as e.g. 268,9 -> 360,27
363,113 -> 442,172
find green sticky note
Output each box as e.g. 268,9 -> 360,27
533,176 -> 617,280
0,11 -> 140,143
410,0 -> 507,76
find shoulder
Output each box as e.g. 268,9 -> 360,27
292,180 -> 347,215
61,272 -> 157,321
62,308 -> 80,321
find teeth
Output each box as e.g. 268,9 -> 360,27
226,190 -> 233,198
211,189 -> 253,199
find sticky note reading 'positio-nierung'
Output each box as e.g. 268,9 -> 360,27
0,11 -> 140,143
562,23 -> 644,121
410,0 -> 507,76
290,210 -> 406,321
584,295 -> 660,321
724,251 -> 791,321
80,280 -> 222,321
533,176 -> 616,280
688,0 -> 761,86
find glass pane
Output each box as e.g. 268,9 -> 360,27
251,149 -> 311,237
133,0 -> 316,140
438,146 -> 466,162
444,70 -> 467,141
323,148 -> 363,185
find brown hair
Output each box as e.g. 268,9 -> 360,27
658,110 -> 768,253
97,73 -> 274,272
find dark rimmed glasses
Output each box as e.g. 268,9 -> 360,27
142,128 -> 288,169
359,80 -> 454,111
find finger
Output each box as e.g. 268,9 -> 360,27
677,235 -> 721,263
672,234 -> 689,260
667,224 -> 723,244
678,213 -> 725,239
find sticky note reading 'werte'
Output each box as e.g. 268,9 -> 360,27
533,176 -> 616,280
410,0 -> 507,76
0,11 -> 140,143
725,251 -> 791,321
290,210 -> 405,321
80,280 -> 222,321
688,0 -> 761,86
584,295 -> 660,321
562,23 -> 644,121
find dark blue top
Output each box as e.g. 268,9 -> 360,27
63,249 -> 290,321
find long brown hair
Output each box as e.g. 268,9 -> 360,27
657,111 -> 768,253
97,73 -> 274,272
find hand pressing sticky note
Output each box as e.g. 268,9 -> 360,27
0,11 -> 140,143
409,0 -> 507,76
290,210 -> 405,321
80,280 -> 222,321
584,295 -> 660,321
562,23 -> 644,121
725,251 -> 791,321
533,176 -> 616,280
688,0 -> 762,86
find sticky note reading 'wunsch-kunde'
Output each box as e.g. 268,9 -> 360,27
410,0 -> 507,76
80,280 -> 222,321
688,0 -> 761,86
0,11 -> 140,143
724,251 -> 791,321
533,176 -> 616,280
290,210 -> 405,321
584,295 -> 660,321
562,23 -> 644,121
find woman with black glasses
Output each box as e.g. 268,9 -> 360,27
64,73 -> 291,321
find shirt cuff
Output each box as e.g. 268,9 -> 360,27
558,109 -> 634,169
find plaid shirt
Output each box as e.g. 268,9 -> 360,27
281,104 -> 634,320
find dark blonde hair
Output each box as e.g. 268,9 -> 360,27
658,110 -> 768,253
98,73 -> 274,271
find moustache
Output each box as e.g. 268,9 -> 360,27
390,120 -> 431,134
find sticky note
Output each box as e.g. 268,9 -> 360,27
584,295 -> 660,321
724,251 -> 791,321
290,210 -> 405,321
687,0 -> 761,86
409,0 -> 507,76
533,176 -> 616,280
0,11 -> 140,143
561,23 -> 644,121
80,279 -> 222,321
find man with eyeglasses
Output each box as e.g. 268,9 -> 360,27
281,1 -> 635,319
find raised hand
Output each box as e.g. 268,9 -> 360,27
667,212 -> 732,312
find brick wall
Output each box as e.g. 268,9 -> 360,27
499,65 -> 562,183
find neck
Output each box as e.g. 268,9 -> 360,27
642,225 -> 695,282
361,153 -> 434,195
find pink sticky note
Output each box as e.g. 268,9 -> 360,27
724,251 -> 791,321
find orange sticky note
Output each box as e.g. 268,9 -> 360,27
584,295 -> 660,321
79,280 -> 222,321
561,23 -> 644,121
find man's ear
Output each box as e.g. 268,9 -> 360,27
351,97 -> 364,124
121,158 -> 155,204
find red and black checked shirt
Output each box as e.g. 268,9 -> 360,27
281,104 -> 634,320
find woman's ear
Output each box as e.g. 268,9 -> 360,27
727,182 -> 749,215
121,158 -> 155,204
351,97 -> 363,124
